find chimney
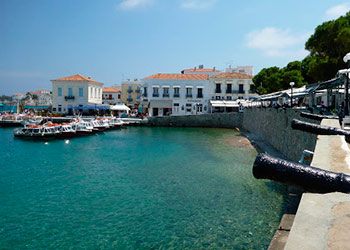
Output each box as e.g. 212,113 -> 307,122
199,65 -> 204,69
194,67 -> 197,71
213,66 -> 216,71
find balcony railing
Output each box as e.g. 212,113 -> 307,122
135,88 -> 141,93
136,95 -> 141,100
186,94 -> 193,98
127,88 -> 133,93
65,96 -> 75,100
127,98 -> 133,102
103,97 -> 114,100
197,94 -> 203,98
173,93 -> 180,98
153,93 -> 159,97
163,93 -> 169,97
232,90 -> 245,94
215,89 -> 221,93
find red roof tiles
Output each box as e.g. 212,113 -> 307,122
210,72 -> 253,79
51,74 -> 101,83
144,73 -> 208,80
103,87 -> 121,93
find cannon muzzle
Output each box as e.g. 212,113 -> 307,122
253,153 -> 350,193
300,112 -> 337,121
291,119 -> 350,137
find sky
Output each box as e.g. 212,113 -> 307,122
0,0 -> 350,95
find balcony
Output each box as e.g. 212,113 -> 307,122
197,94 -> 203,98
127,97 -> 133,102
186,94 -> 193,98
127,88 -> 133,93
163,93 -> 169,98
215,89 -> 221,93
232,90 -> 245,94
135,88 -> 141,93
153,93 -> 159,97
103,97 -> 114,100
173,93 -> 180,98
65,96 -> 75,100
136,95 -> 141,100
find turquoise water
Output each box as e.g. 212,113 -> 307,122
0,105 -> 50,113
0,127 -> 288,249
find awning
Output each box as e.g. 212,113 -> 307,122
210,100 -> 239,108
70,105 -> 110,110
110,104 -> 131,111
150,100 -> 172,108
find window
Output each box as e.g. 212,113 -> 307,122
239,84 -> 244,94
79,88 -> 83,97
186,88 -> 192,98
174,87 -> 180,97
58,88 -> 62,96
197,104 -> 203,113
173,103 -> 179,112
163,87 -> 169,97
226,84 -> 232,93
153,87 -> 159,97
186,103 -> 192,112
197,88 -> 203,98
118,94 -> 121,99
68,88 -> 73,97
109,94 -> 112,99
58,105 -> 62,112
215,84 -> 221,93
144,87 -> 148,97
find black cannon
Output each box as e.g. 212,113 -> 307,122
291,119 -> 350,140
300,112 -> 337,121
253,153 -> 350,193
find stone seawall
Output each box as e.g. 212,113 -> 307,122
147,108 -> 320,161
242,108 -> 319,161
147,113 -> 243,128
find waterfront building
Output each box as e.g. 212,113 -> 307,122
121,79 -> 142,110
142,73 -> 210,117
27,89 -> 52,106
11,93 -> 25,102
209,72 -> 256,112
51,74 -> 103,114
102,87 -> 122,105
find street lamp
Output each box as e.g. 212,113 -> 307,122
290,82 -> 295,107
343,52 -> 350,115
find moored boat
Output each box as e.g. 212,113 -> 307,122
14,125 -> 57,140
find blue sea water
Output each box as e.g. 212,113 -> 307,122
0,127 -> 288,249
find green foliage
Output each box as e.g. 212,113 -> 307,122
254,11 -> 350,94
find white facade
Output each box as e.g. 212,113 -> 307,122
102,88 -> 122,105
12,93 -> 25,102
36,89 -> 52,105
209,73 -> 256,101
142,74 -> 210,117
225,66 -> 254,76
51,74 -> 103,113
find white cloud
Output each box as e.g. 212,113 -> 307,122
246,27 -> 311,59
325,3 -> 350,20
180,0 -> 217,10
118,0 -> 155,10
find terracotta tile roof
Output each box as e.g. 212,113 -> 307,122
210,72 -> 253,79
51,74 -> 101,83
144,73 -> 208,80
103,87 -> 121,93
13,93 -> 24,96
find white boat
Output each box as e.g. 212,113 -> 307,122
0,114 -> 24,127
14,125 -> 57,139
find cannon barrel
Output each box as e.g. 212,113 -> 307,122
291,119 -> 350,137
300,112 -> 337,121
253,153 -> 350,193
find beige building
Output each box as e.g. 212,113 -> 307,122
121,79 -> 142,109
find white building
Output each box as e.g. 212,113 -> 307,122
142,73 -> 210,116
225,66 -> 254,76
51,74 -> 103,114
102,87 -> 122,105
11,93 -> 25,102
209,72 -> 256,111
